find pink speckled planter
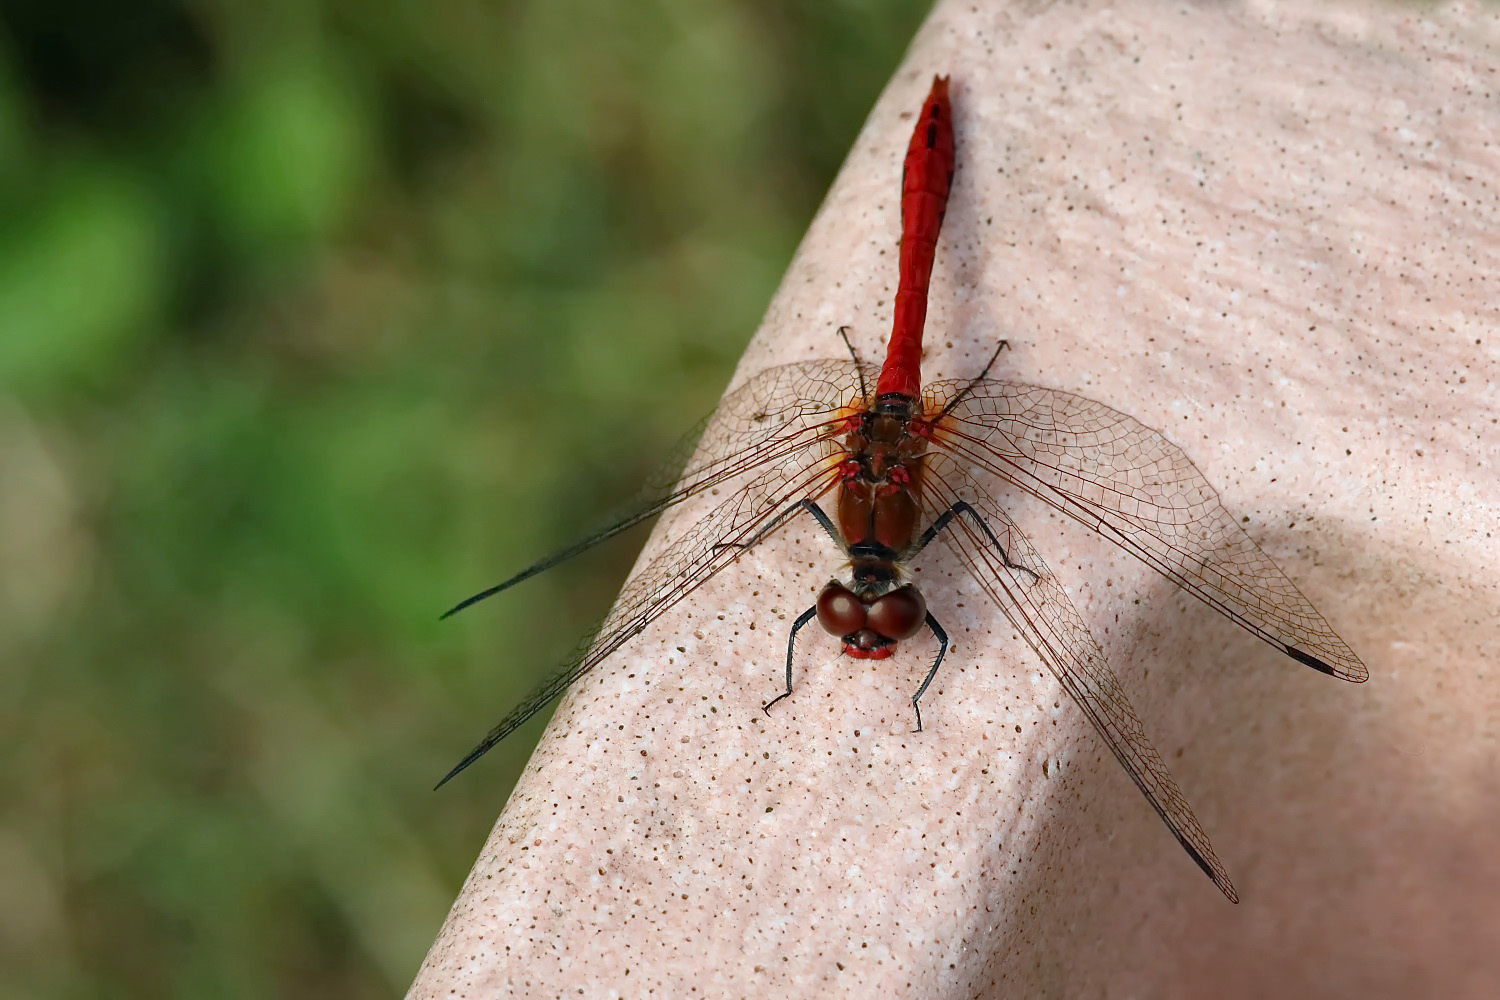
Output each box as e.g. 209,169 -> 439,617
410,1 -> 1500,996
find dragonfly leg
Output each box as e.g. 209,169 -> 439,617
909,500 -> 1038,580
718,498 -> 841,552
765,604 -> 820,716
932,340 -> 1011,422
836,325 -> 870,401
909,611 -> 950,732
973,338 -> 1011,379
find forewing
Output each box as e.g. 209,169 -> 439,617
443,360 -> 867,617
921,461 -> 1238,901
438,359 -> 862,784
927,379 -> 1367,682
663,359 -> 872,492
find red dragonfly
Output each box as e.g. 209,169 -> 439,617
440,76 -> 1367,902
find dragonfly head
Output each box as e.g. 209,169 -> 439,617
816,580 -> 926,659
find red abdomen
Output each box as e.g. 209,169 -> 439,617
874,76 -> 956,401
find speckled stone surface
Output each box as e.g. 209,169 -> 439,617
409,1 -> 1500,996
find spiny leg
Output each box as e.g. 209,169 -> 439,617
910,500 -> 1038,580
716,499 -> 841,716
716,498 -> 842,553
836,325 -> 870,401
766,604 -> 820,715
972,338 -> 1011,380
909,612 -> 950,732
933,339 -> 1010,422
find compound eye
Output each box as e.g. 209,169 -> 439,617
866,585 -> 926,640
816,582 -> 866,637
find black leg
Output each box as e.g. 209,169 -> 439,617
766,604 -> 820,715
908,500 -> 1037,580
973,338 -> 1011,380
837,325 -> 869,401
933,339 -> 1010,421
720,498 -> 842,553
909,612 -> 950,732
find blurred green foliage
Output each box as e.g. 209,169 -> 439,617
0,0 -> 931,995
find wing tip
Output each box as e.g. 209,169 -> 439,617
1205,858 -> 1240,904
433,752 -> 481,791
1181,845 -> 1240,903
1285,644 -> 1369,683
1178,837 -> 1240,903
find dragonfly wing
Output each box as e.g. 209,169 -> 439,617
671,359 -> 876,487
438,361 -> 860,784
444,359 -> 868,617
922,464 -> 1239,901
928,379 -> 1367,682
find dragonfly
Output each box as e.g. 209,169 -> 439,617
439,76 -> 1367,903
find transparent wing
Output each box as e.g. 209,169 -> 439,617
437,359 -> 870,785
443,360 -> 869,617
926,379 -> 1367,683
923,459 -> 1239,901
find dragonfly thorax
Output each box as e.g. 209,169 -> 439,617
836,394 -> 930,554
853,395 -> 927,450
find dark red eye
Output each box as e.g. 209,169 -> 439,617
865,585 -> 926,640
816,582 -> 866,637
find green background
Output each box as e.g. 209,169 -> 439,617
0,0 -> 930,995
